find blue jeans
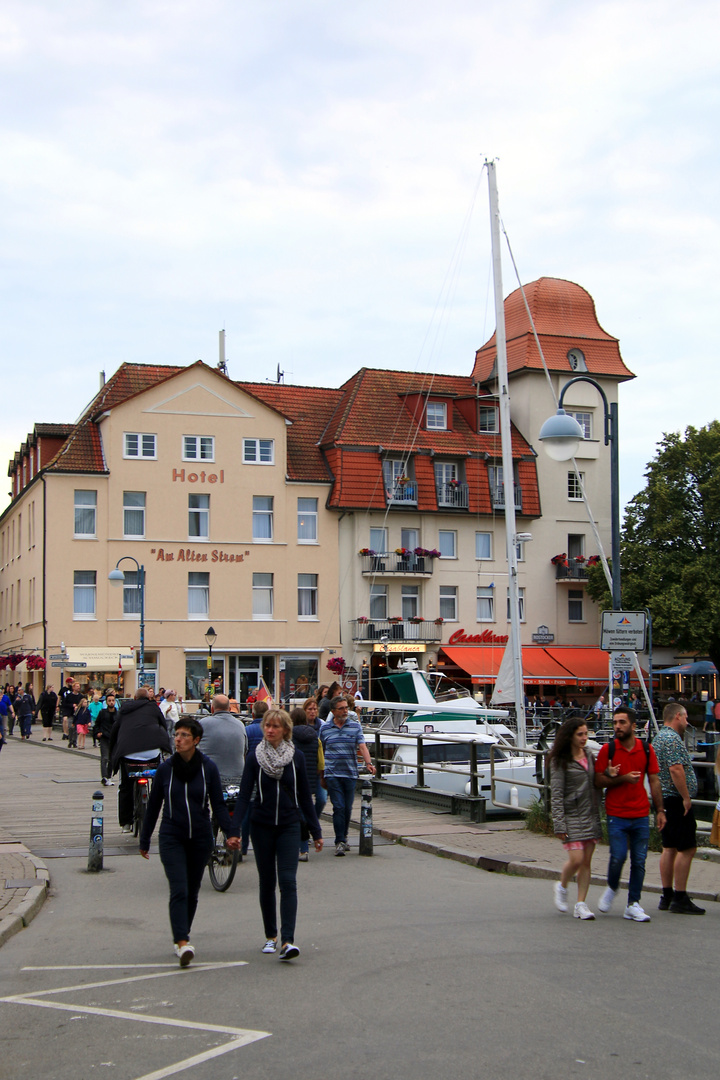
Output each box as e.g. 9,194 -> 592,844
250,820 -> 301,944
606,815 -> 650,905
315,775 -> 328,816
325,776 -> 356,846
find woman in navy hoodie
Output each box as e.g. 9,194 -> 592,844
140,716 -> 239,967
233,709 -> 323,961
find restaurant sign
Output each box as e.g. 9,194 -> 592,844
447,628 -> 509,645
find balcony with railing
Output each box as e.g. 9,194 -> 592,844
436,481 -> 469,509
491,482 -> 522,512
385,480 -> 418,505
555,559 -> 590,581
351,618 -> 444,644
359,551 -> 436,577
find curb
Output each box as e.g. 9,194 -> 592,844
0,846 -> 50,949
380,828 -> 720,903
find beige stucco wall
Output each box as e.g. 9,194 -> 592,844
0,366 -> 340,699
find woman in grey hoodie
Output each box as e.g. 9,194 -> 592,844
548,717 -> 603,921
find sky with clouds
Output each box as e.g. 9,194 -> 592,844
1,0 -> 718,513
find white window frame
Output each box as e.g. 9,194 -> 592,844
568,589 -> 585,623
476,586 -> 495,622
478,405 -> 498,432
401,585 -> 419,620
188,493 -> 210,540
253,573 -> 274,620
568,471 -> 585,501
73,570 -> 97,620
438,530 -> 457,559
188,572 -> 210,619
74,490 -> 97,538
426,401 -> 447,430
297,498 -> 318,543
183,435 -> 215,462
124,433 -> 157,459
369,527 -> 387,554
243,438 -> 275,465
123,569 -> 141,618
475,532 -> 492,560
298,573 -> 318,619
123,491 -> 146,539
506,587 -> 526,623
568,412 -> 592,440
439,585 -> 457,622
369,584 -> 387,621
252,496 -> 274,542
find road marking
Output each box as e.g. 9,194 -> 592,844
1,963 -> 270,1079
23,962 -> 246,970
9,961 -> 248,998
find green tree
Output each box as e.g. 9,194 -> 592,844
587,422 -> 720,669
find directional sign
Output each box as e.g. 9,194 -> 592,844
601,611 -> 647,652
49,654 -> 69,660
52,660 -> 87,667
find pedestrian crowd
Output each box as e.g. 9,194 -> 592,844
549,702 -> 708,922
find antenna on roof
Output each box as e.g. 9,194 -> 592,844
217,330 -> 228,376
276,364 -> 285,384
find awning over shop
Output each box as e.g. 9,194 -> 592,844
441,645 -> 578,686
440,644 -> 641,687
60,647 -> 136,672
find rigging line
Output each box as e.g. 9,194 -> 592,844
501,222 -> 558,409
502,219 -> 615,597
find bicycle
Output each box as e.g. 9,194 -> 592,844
208,782 -> 240,891
126,760 -> 160,838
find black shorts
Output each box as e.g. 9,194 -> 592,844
661,796 -> 697,852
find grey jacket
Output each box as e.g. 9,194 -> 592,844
198,710 -> 247,784
550,753 -> 602,841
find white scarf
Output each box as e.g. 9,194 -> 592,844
256,737 -> 295,779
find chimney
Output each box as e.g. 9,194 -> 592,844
99,370 -> 106,389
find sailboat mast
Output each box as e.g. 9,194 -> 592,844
486,160 -> 527,748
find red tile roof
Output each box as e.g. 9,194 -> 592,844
239,382 -> 343,483
472,277 -> 635,384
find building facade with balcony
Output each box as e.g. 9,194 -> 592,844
2,277 -> 635,702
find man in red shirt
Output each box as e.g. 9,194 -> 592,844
594,708 -> 666,922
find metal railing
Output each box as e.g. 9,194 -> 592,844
436,482 -> 470,509
351,618 -> 444,644
359,552 -> 435,576
386,481 -> 418,504
491,482 -> 522,511
368,730 -> 546,812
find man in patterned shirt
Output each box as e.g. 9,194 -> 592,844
654,702 -> 705,915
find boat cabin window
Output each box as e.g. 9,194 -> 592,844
419,743 -> 506,764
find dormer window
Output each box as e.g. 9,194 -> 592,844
567,348 -> 587,372
426,401 -> 447,430
383,459 -> 416,504
478,405 -> 498,432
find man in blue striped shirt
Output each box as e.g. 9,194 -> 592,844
320,697 -> 375,856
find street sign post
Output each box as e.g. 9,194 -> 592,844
601,611 -> 647,652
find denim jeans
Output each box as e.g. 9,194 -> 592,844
325,776 -> 356,846
315,775 -> 328,816
250,820 -> 301,945
606,815 -> 650,905
158,829 -> 214,944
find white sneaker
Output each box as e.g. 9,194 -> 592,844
623,902 -> 651,922
174,943 -> 194,967
598,886 -> 617,913
574,901 -> 595,920
553,882 -> 568,912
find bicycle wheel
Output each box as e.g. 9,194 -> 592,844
208,819 -> 239,892
133,781 -> 149,838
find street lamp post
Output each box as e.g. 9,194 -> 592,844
538,376 -> 621,611
108,557 -> 146,688
205,626 -> 217,696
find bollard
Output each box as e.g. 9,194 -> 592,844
359,778 -> 373,857
88,789 -> 105,872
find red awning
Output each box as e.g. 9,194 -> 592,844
440,645 -> 643,686
441,645 -> 578,686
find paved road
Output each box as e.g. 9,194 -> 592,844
1,737 -> 719,1080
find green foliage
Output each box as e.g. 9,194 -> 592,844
525,796 -> 555,836
608,422 -> 720,669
